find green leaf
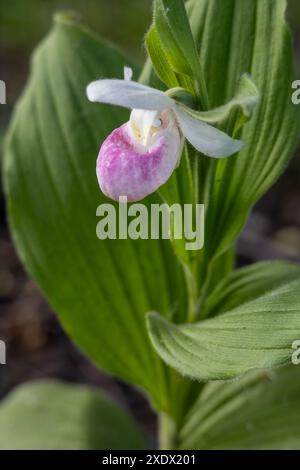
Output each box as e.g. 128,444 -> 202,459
152,0 -> 208,106
179,366 -> 300,449
148,279 -> 300,381
186,0 -> 300,293
145,25 -> 179,89
3,15 -> 188,410
144,0 -> 299,300
177,74 -> 259,134
202,260 -> 300,318
0,380 -> 145,450
153,0 -> 197,75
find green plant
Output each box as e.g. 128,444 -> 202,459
2,0 -> 300,449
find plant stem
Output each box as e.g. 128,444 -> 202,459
159,413 -> 177,450
182,263 -> 197,323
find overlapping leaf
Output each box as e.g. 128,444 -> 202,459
177,74 -> 259,134
188,0 -> 300,292
3,15 -> 188,410
148,279 -> 300,380
0,381 -> 145,449
151,0 -> 208,105
179,366 -> 300,449
201,260 -> 300,318
146,26 -> 178,89
144,0 -> 300,297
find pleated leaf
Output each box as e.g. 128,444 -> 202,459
195,0 -> 299,268
153,0 -> 300,294
179,366 -> 300,449
146,25 -> 179,89
148,279 -> 300,381
201,260 -> 300,318
3,15 -> 188,409
153,0 -> 199,77
152,0 -> 208,104
177,74 -> 259,133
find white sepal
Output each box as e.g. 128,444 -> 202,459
86,79 -> 173,111
174,106 -> 243,158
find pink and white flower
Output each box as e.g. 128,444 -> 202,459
87,68 -> 243,202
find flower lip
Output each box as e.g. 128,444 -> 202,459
97,120 -> 182,201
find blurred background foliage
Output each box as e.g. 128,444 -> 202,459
0,0 -> 151,57
0,0 -> 299,443
0,0 -> 152,155
0,0 -> 155,440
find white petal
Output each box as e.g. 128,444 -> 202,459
86,79 -> 173,111
174,106 -> 243,158
124,66 -> 133,81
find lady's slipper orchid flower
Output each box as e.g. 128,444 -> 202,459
87,68 -> 243,202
